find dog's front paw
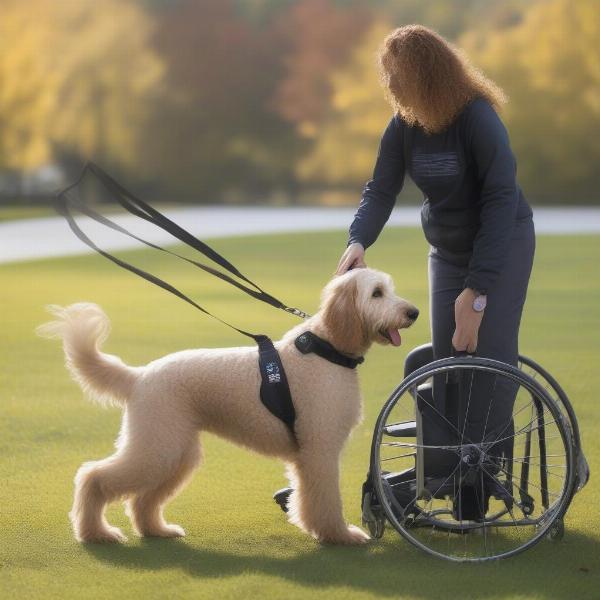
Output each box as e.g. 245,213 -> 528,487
341,524 -> 371,545
318,524 -> 371,545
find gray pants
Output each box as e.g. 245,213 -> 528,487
427,215 -> 536,446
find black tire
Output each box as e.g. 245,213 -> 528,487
518,355 -> 589,496
370,356 -> 576,562
546,518 -> 565,542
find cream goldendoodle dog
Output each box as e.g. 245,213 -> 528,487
38,267 -> 418,545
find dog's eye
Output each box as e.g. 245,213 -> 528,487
372,288 -> 383,298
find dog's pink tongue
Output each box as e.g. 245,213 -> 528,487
388,328 -> 402,346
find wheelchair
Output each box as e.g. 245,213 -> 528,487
360,344 -> 589,562
274,344 -> 589,562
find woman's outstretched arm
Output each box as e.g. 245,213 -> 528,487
337,116 -> 406,274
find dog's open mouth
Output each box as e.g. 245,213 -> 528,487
379,328 -> 402,347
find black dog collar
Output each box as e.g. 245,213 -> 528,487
294,331 -> 364,369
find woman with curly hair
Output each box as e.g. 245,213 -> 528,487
337,24 -> 534,364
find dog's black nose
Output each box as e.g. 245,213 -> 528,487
407,307 -> 419,321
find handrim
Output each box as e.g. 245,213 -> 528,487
370,356 -> 576,563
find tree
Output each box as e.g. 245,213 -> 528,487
461,0 -> 600,202
295,22 -> 394,189
271,0 -> 372,136
0,0 -> 164,177
377,0 -> 530,40
141,0 -> 301,200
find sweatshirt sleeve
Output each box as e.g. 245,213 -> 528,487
463,99 -> 520,294
347,116 -> 405,249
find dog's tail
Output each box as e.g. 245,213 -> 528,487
36,303 -> 140,407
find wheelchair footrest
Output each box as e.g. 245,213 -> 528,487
273,487 -> 293,513
383,421 -> 417,437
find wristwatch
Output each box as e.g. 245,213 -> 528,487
472,292 -> 487,312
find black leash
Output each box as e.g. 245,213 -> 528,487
56,162 -> 310,327
55,161 -> 309,431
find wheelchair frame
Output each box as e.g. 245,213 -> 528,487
361,344 -> 589,562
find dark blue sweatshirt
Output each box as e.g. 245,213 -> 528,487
347,97 -> 533,294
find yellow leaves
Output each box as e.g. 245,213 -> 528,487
0,0 -> 596,201
298,122 -> 319,139
297,22 -> 393,185
460,0 -> 600,197
0,0 -> 164,171
297,2 -> 599,200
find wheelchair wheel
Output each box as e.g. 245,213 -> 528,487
370,356 -> 576,562
517,355 -> 589,495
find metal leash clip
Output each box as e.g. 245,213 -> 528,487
285,307 -> 311,319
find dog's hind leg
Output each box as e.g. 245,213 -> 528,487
126,438 -> 202,538
71,456 -> 137,543
287,452 -> 370,545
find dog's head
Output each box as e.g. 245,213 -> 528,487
319,267 -> 419,355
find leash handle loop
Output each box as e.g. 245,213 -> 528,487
85,162 -> 309,317
55,190 -> 262,343
55,162 -> 311,335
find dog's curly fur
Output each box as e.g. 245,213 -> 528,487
38,267 -> 417,545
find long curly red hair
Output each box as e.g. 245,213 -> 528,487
378,25 -> 507,133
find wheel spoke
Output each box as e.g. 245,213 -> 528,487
408,462 -> 462,527
412,384 -> 473,444
374,358 -> 572,562
488,418 -> 559,449
458,368 -> 476,447
494,462 -> 562,502
485,397 -> 536,448
381,453 -> 417,462
481,374 -> 499,444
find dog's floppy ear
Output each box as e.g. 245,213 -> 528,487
320,274 -> 367,354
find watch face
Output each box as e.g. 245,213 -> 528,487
473,295 -> 487,312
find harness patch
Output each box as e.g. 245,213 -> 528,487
265,361 -> 281,384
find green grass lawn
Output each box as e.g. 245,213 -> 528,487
1,227 -> 599,599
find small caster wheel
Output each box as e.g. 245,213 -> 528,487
273,487 -> 293,513
547,518 -> 565,541
521,503 -> 533,516
362,492 -> 385,539
366,516 -> 385,539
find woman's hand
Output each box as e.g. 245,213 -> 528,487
452,288 -> 484,353
335,242 -> 367,275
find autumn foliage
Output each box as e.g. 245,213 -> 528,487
0,0 -> 598,203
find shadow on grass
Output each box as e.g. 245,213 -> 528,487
85,529 -> 598,598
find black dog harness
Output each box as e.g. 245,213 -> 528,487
257,335 -> 296,429
55,162 -> 363,436
258,331 -> 365,431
